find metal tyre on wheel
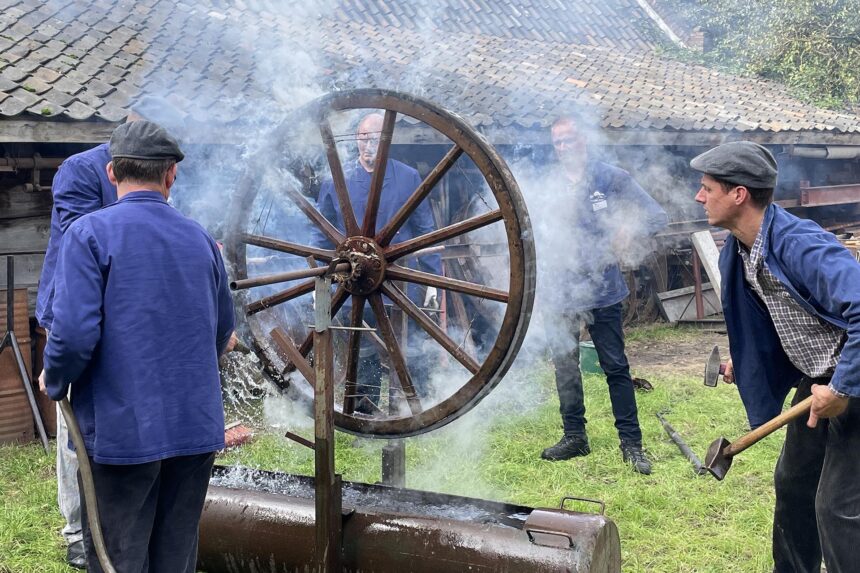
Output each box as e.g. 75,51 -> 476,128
225,89 -> 535,438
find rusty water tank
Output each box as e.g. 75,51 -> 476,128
0,288 -> 34,445
198,466 -> 621,573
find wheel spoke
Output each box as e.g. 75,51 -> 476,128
382,283 -> 479,374
277,184 -> 345,246
368,293 -> 422,416
376,145 -> 463,246
270,327 -> 315,389
385,209 -> 503,261
319,118 -> 359,236
246,279 -> 315,315
386,265 -> 509,303
241,234 -> 335,262
362,110 -> 396,236
342,296 -> 366,415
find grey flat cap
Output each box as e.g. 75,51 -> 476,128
109,120 -> 184,162
690,141 -> 777,189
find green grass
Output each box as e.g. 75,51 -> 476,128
1,357 -> 781,572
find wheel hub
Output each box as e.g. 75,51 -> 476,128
335,237 -> 387,296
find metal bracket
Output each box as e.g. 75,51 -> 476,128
525,527 -> 574,548
559,496 -> 606,515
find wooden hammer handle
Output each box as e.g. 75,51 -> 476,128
725,395 -> 813,457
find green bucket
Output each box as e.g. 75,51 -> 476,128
579,341 -> 604,375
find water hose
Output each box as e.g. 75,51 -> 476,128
58,398 -> 117,573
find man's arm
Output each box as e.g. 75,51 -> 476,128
615,172 -> 669,236
785,234 -> 860,398
214,246 -> 236,356
608,172 -> 668,264
407,171 -> 442,276
309,181 -> 339,248
53,159 -> 107,232
42,222 -> 105,400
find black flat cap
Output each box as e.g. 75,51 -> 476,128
109,120 -> 184,162
690,141 -> 777,189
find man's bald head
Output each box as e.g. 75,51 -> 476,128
357,113 -> 385,172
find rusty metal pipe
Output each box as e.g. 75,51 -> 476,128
230,263 -> 350,290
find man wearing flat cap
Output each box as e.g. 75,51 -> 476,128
40,121 -> 235,572
692,141 -> 860,573
35,96 -> 192,569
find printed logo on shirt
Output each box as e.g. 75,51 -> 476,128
589,190 -> 608,211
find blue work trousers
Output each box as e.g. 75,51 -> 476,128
548,302 -> 642,445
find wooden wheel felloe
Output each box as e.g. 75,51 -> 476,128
225,89 -> 535,438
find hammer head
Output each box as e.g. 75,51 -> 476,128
704,436 -> 732,480
704,346 -> 721,387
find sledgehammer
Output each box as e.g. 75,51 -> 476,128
703,346 -> 726,387
704,395 -> 813,480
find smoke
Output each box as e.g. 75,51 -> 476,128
37,1 -> 712,494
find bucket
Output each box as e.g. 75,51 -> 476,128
579,341 -> 604,375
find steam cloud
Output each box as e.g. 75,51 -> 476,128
50,0 -> 703,494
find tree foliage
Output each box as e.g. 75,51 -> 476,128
664,0 -> 860,109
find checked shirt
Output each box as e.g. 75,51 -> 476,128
738,227 -> 845,380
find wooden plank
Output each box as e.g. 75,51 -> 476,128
5,118 -> 860,146
657,283 -> 721,322
0,217 -> 50,253
0,254 -> 44,288
0,120 -> 118,143
691,230 -> 722,306
0,186 -> 53,220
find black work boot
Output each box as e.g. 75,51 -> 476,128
620,442 -> 652,475
66,540 -> 87,570
541,433 -> 591,461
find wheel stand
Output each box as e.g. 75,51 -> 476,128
0,255 -> 49,452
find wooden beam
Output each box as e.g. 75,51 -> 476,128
388,124 -> 860,146
0,186 -> 53,220
0,254 -> 44,288
0,120 -> 119,143
5,118 -> 860,146
691,230 -> 722,306
0,216 -> 50,253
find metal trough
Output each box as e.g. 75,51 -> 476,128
198,466 -> 621,573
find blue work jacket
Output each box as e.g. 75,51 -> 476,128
37,143 -> 116,330
721,204 -> 860,428
569,161 -> 668,311
313,159 -> 442,299
43,191 -> 235,464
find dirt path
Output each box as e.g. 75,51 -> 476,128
625,328 -> 729,379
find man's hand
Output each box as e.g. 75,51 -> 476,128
807,384 -> 850,428
723,359 -> 734,384
226,332 -> 238,354
423,287 -> 438,309
38,370 -> 48,397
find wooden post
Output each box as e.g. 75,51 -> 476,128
313,276 -> 341,573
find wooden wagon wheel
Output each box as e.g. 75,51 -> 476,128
225,89 -> 535,438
